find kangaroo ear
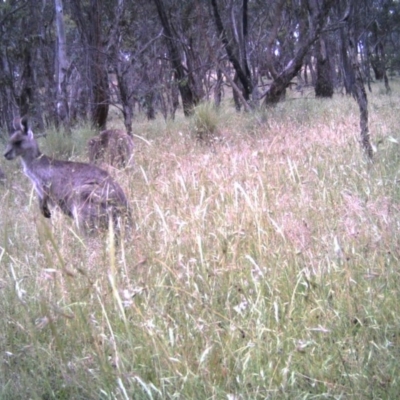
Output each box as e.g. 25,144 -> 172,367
20,116 -> 30,135
19,116 -> 34,139
12,117 -> 22,132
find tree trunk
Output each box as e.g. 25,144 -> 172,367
211,0 -> 254,107
54,0 -> 70,131
16,48 -> 34,119
214,68 -> 223,108
115,63 -> 133,135
70,0 -> 109,129
13,2 -> 45,130
232,73 -> 242,111
347,1 -> 373,159
0,48 -> 18,133
89,0 -> 108,129
338,27 -> 354,95
145,91 -> 156,120
352,61 -> 373,159
69,70 -> 89,123
153,0 -> 198,116
315,36 -> 334,97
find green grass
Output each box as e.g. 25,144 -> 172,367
1,80 -> 400,398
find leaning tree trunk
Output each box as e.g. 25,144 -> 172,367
211,0 -> 254,108
264,0 -> 335,106
346,1 -> 373,159
153,0 -> 198,116
352,67 -> 373,159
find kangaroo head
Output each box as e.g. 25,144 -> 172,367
4,117 -> 40,161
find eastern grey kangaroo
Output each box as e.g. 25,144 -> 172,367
88,129 -> 134,168
3,118 -> 131,236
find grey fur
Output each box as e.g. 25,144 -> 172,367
88,129 -> 134,168
0,167 -> 5,182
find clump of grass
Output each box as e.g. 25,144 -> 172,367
191,102 -> 220,142
41,123 -> 95,160
1,80 -> 400,398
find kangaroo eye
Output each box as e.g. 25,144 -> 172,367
13,140 -> 22,146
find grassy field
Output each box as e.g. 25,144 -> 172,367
1,81 -> 400,399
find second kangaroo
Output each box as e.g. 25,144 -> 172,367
4,118 -> 131,235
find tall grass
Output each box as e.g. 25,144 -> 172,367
1,81 -> 400,398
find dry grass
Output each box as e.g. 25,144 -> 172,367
1,80 -> 400,398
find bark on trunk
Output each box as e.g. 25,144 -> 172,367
347,3 -> 373,159
115,64 -> 133,135
315,36 -> 334,98
89,0 -> 108,129
352,65 -> 373,159
70,0 -> 109,129
214,68 -> 223,108
211,0 -> 253,105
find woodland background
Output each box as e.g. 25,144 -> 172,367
3,1 -> 400,399
0,0 -> 399,145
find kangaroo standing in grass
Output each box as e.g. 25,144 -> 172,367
3,117 -> 131,236
88,129 -> 134,168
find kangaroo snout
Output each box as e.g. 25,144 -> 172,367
4,147 -> 14,160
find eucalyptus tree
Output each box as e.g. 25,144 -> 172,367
340,0 -> 374,158
210,0 -> 255,110
262,0 -> 335,106
208,0 -> 335,109
69,0 -> 111,129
